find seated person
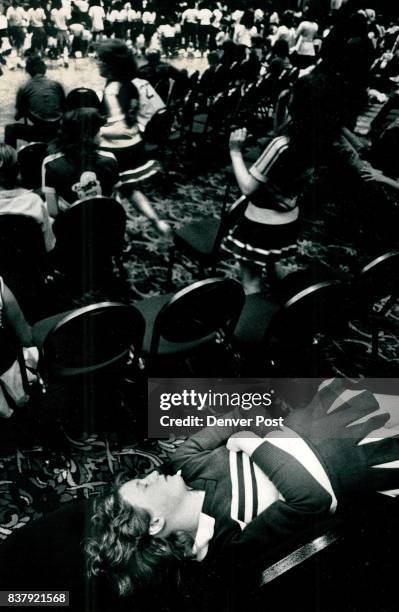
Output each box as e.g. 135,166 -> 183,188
0,275 -> 38,418
42,108 -> 170,233
0,143 -> 55,252
86,379 -> 399,605
137,47 -> 184,101
42,108 -> 119,214
4,56 -> 65,149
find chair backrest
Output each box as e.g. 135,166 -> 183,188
356,251 -> 399,306
41,302 -> 145,378
66,88 -> 101,110
150,277 -> 245,355
0,214 -> 46,273
18,142 -> 48,190
53,196 -> 126,273
266,279 -> 345,348
210,193 -> 248,258
144,108 -> 174,144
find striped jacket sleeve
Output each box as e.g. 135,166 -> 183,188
228,441 -> 332,553
249,135 -> 289,184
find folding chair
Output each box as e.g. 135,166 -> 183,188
234,272 -> 347,376
18,142 -> 48,190
134,278 -> 245,373
166,191 -> 247,285
32,301 -> 145,382
52,196 -> 126,290
66,87 -> 101,110
350,251 -> 399,362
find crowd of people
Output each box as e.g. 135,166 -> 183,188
1,0 -> 399,610
0,0 -> 390,65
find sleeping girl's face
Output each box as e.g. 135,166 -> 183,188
118,470 -> 187,521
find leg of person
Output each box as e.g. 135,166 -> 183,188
4,123 -> 40,148
240,260 -> 263,295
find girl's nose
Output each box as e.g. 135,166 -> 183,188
146,471 -> 159,483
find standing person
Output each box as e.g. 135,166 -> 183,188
97,39 -> 143,165
181,0 -> 198,51
274,9 -> 296,50
142,1 -> 157,48
292,8 -> 319,68
89,0 -> 106,41
6,0 -> 26,60
222,72 -> 345,294
27,0 -> 47,54
51,0 -> 70,63
233,10 -> 254,49
197,1 -> 213,54
157,16 -> 176,58
96,39 -> 170,234
210,2 -> 223,50
126,0 -> 141,45
109,1 -> 127,39
4,56 -> 65,149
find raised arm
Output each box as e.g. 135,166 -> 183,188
229,128 -> 261,195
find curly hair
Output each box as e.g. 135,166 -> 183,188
85,473 -> 195,597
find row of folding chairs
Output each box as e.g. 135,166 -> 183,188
24,251 -> 399,392
175,66 -> 300,149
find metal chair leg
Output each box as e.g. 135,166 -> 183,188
166,246 -> 176,289
371,319 -> 380,363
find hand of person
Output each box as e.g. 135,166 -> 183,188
361,166 -> 385,182
284,379 -> 398,501
229,127 -> 247,153
226,431 -> 259,453
154,219 -> 172,236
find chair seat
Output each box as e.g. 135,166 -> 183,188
234,293 -> 280,347
174,217 -> 221,260
135,294 -> 218,355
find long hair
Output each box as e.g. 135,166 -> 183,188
97,40 -> 139,127
49,108 -> 105,161
97,39 -> 138,82
85,473 -> 195,598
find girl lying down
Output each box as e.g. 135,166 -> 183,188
86,378 -> 399,599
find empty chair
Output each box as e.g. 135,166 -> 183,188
52,196 -> 126,289
18,142 -> 48,190
32,302 -> 145,381
31,302 -> 145,433
66,87 -> 101,110
234,272 -> 347,376
167,192 -> 247,285
134,278 -> 245,374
